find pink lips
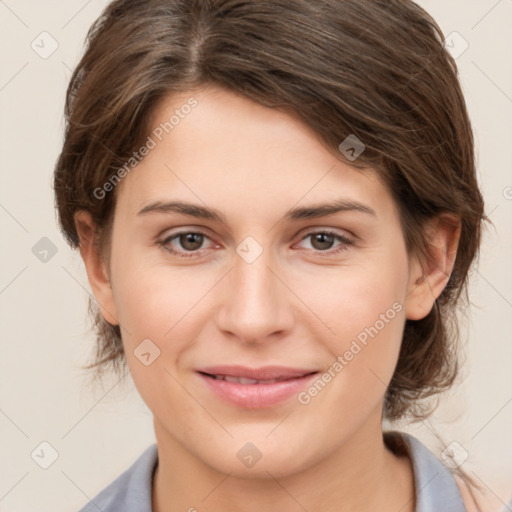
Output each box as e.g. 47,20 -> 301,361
196,365 -> 318,408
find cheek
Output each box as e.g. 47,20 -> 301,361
109,248 -> 214,352
291,252 -> 408,340
291,252 -> 409,398
109,253 -> 211,410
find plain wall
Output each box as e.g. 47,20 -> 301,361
0,1 -> 511,511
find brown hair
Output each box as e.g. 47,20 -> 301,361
54,0 -> 484,426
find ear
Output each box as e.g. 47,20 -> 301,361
405,214 -> 461,321
74,210 -> 119,326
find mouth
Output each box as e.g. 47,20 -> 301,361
202,374 -> 302,384
195,366 -> 319,408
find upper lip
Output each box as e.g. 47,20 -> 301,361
196,365 -> 318,381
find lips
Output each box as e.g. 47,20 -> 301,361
196,365 -> 318,408
197,365 -> 317,381
209,375 -> 283,385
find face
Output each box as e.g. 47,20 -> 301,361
97,85 -> 422,477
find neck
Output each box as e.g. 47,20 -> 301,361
152,413 -> 415,512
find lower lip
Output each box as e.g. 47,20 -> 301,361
197,372 -> 318,409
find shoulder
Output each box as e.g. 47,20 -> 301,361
453,475 -> 480,512
452,474 -> 506,512
395,431 -> 493,512
386,431 -> 471,512
76,444 -> 158,512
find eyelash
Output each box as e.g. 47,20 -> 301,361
157,230 -> 354,258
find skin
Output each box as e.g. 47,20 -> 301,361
75,84 -> 461,512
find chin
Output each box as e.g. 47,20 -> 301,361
192,434 -> 326,480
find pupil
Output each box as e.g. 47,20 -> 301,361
181,233 -> 203,250
313,233 -> 333,250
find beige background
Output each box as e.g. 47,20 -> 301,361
0,1 -> 511,511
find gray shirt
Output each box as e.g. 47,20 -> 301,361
77,431 -> 467,511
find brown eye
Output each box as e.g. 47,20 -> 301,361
310,232 -> 336,251
297,230 -> 354,255
159,230 -> 215,258
178,232 -> 204,251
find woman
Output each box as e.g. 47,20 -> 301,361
53,0 -> 487,510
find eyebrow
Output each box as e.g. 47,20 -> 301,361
137,199 -> 376,222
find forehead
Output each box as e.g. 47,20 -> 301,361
114,85 -> 395,223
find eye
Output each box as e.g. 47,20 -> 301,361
296,230 -> 353,254
157,229 -> 353,258
158,230 -> 216,258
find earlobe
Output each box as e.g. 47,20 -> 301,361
74,210 -> 119,326
405,214 -> 461,321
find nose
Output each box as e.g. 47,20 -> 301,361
215,244 -> 295,345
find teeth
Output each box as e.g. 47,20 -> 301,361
235,377 -> 259,384
224,375 -> 242,383
212,375 -> 279,384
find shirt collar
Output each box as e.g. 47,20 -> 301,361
385,430 -> 467,512
81,431 -> 466,512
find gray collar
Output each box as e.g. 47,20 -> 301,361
385,430 -> 466,512
78,432 -> 466,511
